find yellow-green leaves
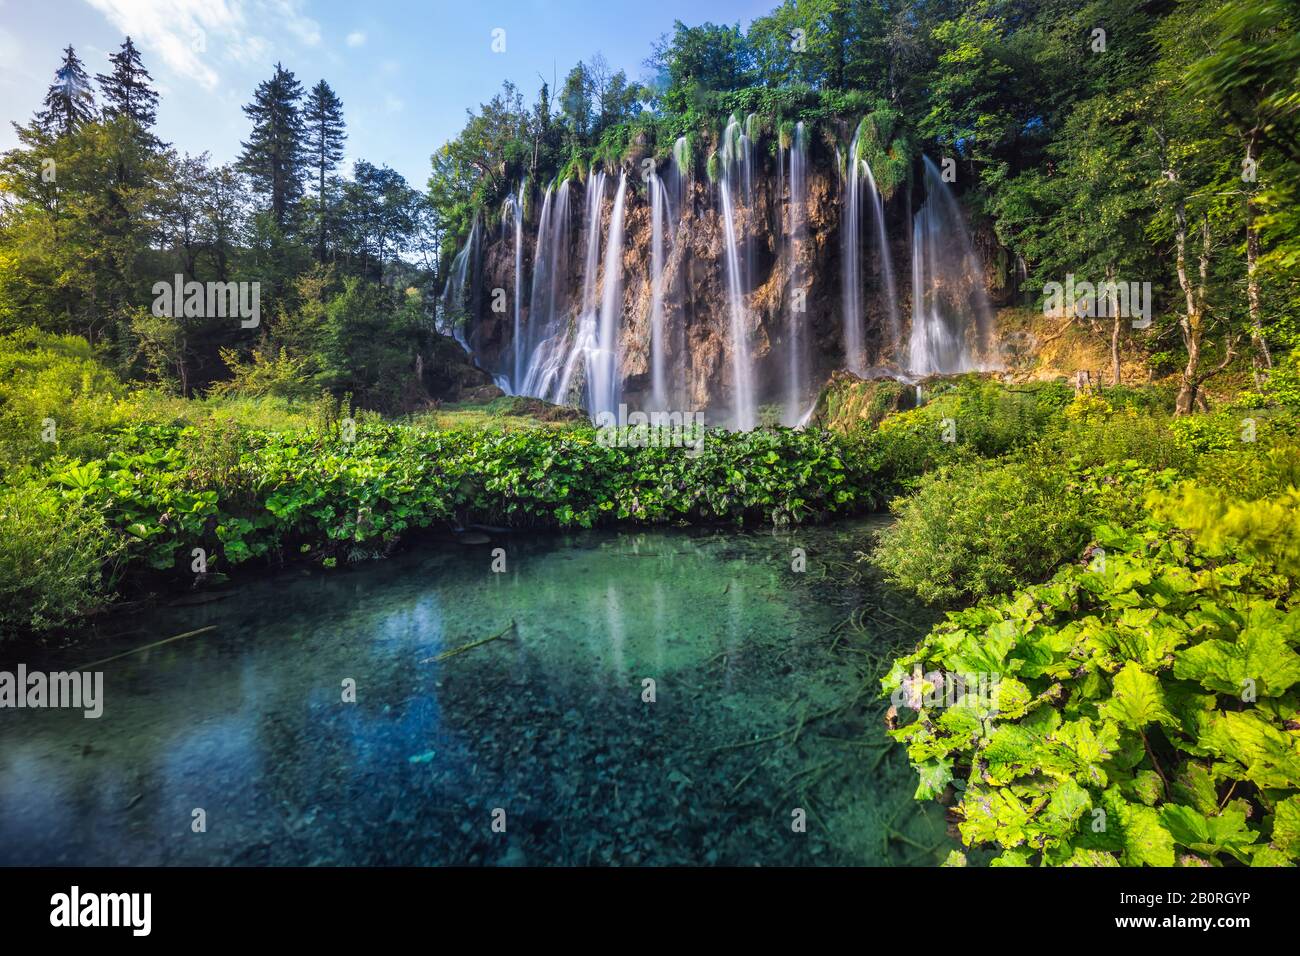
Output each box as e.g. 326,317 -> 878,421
1102,662 -> 1175,730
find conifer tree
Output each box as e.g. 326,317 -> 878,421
96,37 -> 161,147
303,80 -> 346,260
38,45 -> 96,136
238,63 -> 306,230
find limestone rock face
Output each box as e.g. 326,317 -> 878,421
420,332 -> 503,404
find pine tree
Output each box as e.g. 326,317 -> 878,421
303,80 -> 346,261
38,45 -> 96,136
238,63 -> 306,230
96,36 -> 161,146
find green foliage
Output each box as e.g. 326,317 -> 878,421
873,456 -> 1173,608
856,377 -> 1073,492
0,327 -> 129,470
6,418 -> 884,634
0,480 -> 120,635
870,390 -> 1194,608
853,108 -> 911,199
884,448 -> 1300,867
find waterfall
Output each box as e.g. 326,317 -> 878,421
554,170 -> 606,407
672,136 -> 689,212
588,171 -> 628,419
842,121 -> 902,373
648,171 -> 669,410
719,115 -> 757,431
783,121 -> 811,426
861,160 -> 901,355
519,181 -> 572,398
439,213 -> 480,352
908,155 -> 995,376
504,187 -> 525,393
840,130 -> 865,375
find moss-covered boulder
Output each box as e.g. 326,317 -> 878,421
809,371 -> 918,432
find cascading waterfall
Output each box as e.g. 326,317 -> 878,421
648,171 -> 670,410
842,122 -> 902,372
504,186 -> 525,393
555,170 -> 606,407
719,115 -> 757,431
587,171 -> 628,419
783,121 -> 811,426
439,213 -> 480,351
861,160 -> 900,354
441,132 -> 999,429
908,155 -> 995,376
840,131 -> 865,375
519,181 -> 572,398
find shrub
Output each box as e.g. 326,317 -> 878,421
0,480 -> 121,636
883,485 -> 1300,867
0,327 -> 129,470
871,456 -> 1090,606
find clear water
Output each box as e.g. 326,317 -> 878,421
0,520 -> 951,866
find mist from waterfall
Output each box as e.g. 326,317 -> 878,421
719,114 -> 757,431
782,122 -> 811,426
908,155 -> 995,376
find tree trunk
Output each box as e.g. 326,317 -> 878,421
1244,129 -> 1271,385
1174,209 -> 1212,415
1110,313 -> 1122,386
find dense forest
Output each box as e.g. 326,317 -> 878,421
1,0 -> 1299,870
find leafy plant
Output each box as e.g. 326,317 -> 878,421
884,475 -> 1300,867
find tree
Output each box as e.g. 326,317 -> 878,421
994,92 -> 1158,386
342,161 -> 418,277
164,152 -> 211,279
1186,0 -> 1300,384
238,63 -> 306,230
38,46 -> 97,136
1151,2 -> 1250,414
96,37 -> 161,147
202,164 -> 247,283
559,63 -> 594,141
648,21 -> 753,96
303,80 -> 346,262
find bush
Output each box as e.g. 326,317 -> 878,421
883,481 -> 1300,867
31,421 -> 880,598
0,328 -> 130,471
871,456 -> 1089,606
0,481 -> 120,636
870,397 -> 1190,607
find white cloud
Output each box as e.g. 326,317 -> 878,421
346,31 -> 366,48
83,0 -> 321,91
384,94 -> 404,114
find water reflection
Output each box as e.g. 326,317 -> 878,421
0,521 -> 950,866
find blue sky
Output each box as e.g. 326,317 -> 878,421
0,0 -> 776,188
